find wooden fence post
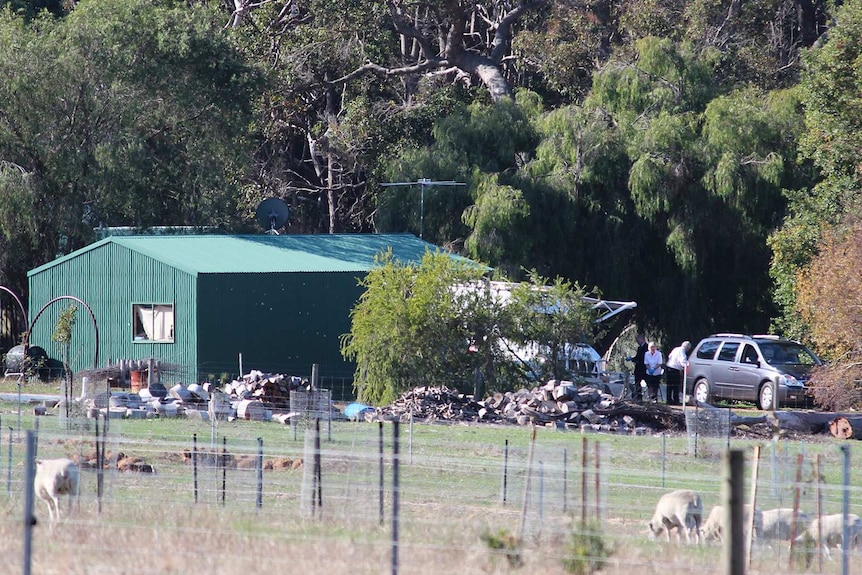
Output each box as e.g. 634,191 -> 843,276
789,452 -> 804,565
581,436 -> 588,526
518,426 -> 537,541
594,440 -> 601,523
746,445 -> 761,569
722,449 -> 745,575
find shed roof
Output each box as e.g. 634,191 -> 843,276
29,234 -> 467,276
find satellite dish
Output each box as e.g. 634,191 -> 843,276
255,198 -> 289,234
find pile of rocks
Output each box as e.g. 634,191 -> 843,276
372,380 -> 675,434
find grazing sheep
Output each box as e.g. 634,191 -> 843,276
759,508 -> 810,541
797,513 -> 862,556
34,458 -> 79,522
701,504 -> 763,543
648,489 -> 703,544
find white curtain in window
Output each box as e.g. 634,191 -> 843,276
137,305 -> 174,341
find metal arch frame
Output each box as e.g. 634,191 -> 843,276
0,285 -> 29,336
28,295 -> 99,369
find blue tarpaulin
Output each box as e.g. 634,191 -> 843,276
343,402 -> 373,419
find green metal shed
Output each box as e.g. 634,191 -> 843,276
26,233 -> 448,397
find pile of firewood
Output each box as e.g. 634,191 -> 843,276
221,370 -> 310,409
372,380 -> 664,433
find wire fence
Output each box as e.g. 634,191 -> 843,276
0,414 -> 859,575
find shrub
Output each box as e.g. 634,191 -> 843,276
480,528 -> 522,568
561,522 -> 611,575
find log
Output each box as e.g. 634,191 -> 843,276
772,411 -> 862,434
730,414 -> 768,426
729,411 -> 862,435
237,399 -> 267,421
828,416 -> 862,439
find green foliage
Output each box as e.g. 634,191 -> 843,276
569,36 -> 815,341
340,249 -> 492,405
0,0 -> 263,287
433,99 -> 538,173
502,273 -> 597,381
51,303 -> 77,419
792,533 -> 818,571
0,0 -> 845,362
377,97 -> 538,248
1,0 -> 69,20
51,304 -> 77,346
341,250 -> 609,403
462,173 -> 531,266
480,528 -> 522,568
514,2 -> 609,102
770,0 -> 862,339
561,522 -> 612,575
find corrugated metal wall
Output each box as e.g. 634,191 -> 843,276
27,242 -> 197,380
27,241 -> 364,395
196,272 -> 363,384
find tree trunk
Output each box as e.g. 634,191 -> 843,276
454,52 -> 513,102
327,153 -> 336,234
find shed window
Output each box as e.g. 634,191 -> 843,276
133,304 -> 174,342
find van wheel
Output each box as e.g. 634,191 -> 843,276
693,379 -> 711,404
758,383 -> 776,411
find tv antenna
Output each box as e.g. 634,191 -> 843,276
255,198 -> 290,235
380,178 -> 466,239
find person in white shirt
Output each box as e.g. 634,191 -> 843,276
644,342 -> 664,403
665,341 -> 691,406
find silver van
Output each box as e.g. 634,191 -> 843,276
685,334 -> 822,409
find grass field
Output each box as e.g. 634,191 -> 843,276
0,387 -> 859,574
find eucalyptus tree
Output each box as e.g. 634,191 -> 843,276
225,0 -> 428,233
525,37 -> 812,340
376,94 -> 539,256
334,0 -> 547,103
502,0 -> 829,108
0,0 -> 263,290
770,0 -> 862,339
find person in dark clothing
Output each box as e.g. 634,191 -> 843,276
628,331 -> 647,402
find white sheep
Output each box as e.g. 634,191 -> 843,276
34,458 -> 79,522
701,504 -> 762,543
759,507 -> 810,541
648,489 -> 703,544
797,513 -> 862,556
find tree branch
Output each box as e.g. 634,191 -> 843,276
489,0 -> 547,63
329,59 -> 448,86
